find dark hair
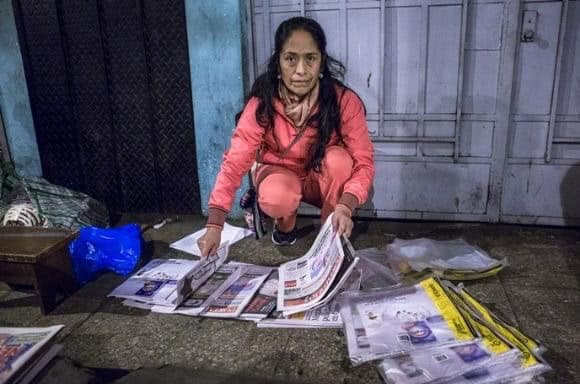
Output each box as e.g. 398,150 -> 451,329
247,17 -> 348,172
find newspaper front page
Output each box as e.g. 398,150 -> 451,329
240,270 -> 279,321
152,263 -> 243,316
277,214 -> 359,315
108,258 -> 199,307
111,243 -> 229,309
0,325 -> 63,384
203,266 -> 273,318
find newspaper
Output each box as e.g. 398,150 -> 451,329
0,325 -> 63,384
258,269 -> 361,328
152,263 -> 243,316
240,270 -> 279,321
108,258 -> 199,307
277,214 -> 359,316
338,277 -> 477,366
202,265 -> 273,318
110,243 -> 228,308
257,300 -> 343,329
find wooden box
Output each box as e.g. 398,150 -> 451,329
0,227 -> 78,314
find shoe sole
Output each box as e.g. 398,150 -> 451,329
271,232 -> 297,246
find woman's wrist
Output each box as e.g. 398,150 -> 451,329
207,206 -> 228,229
334,203 -> 352,218
205,223 -> 223,231
337,192 -> 358,214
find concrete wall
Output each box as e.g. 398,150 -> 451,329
0,0 -> 41,176
185,0 -> 247,216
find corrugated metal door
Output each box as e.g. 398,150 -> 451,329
247,0 -> 579,226
502,0 -> 580,226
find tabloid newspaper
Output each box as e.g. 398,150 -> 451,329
110,242 -> 228,309
202,265 -> 273,318
277,213 -> 359,316
258,268 -> 362,329
0,325 -> 63,384
152,262 -> 243,316
239,270 -> 279,321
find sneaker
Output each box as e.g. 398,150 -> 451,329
240,187 -> 267,239
272,225 -> 297,246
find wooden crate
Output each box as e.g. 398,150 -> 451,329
0,227 -> 78,314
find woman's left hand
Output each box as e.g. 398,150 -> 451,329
332,205 -> 353,238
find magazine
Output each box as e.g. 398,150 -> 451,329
203,265 -> 273,318
239,270 -> 279,321
277,214 -> 359,316
109,243 -> 228,308
0,325 -> 63,384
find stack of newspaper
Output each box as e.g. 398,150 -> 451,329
338,276 -> 551,383
108,215 -> 363,328
108,243 -> 229,309
276,214 -> 360,317
110,253 -> 277,320
146,261 -> 273,318
0,325 -> 64,384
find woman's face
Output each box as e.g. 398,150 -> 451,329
279,29 -> 322,98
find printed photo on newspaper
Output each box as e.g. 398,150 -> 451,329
240,270 -> 279,321
277,213 -> 359,316
203,265 -> 273,318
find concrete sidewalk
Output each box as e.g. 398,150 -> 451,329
0,215 -> 578,383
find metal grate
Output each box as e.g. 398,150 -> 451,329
13,0 -> 200,214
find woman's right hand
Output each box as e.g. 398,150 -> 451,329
197,227 -> 222,257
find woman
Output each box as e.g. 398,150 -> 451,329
198,16 -> 375,257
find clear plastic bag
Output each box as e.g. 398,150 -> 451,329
69,223 -> 142,285
355,247 -> 401,289
386,238 -> 507,280
338,277 -> 478,366
377,341 -> 521,384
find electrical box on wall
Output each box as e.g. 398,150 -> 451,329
521,10 -> 538,42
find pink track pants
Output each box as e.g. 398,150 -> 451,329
254,146 -> 354,233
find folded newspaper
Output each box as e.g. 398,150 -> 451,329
277,214 -> 359,316
152,263 -> 242,316
109,243 -> 229,309
203,265 -> 273,318
239,270 -> 279,321
0,325 -> 64,384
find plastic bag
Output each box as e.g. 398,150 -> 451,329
69,224 -> 142,285
355,247 -> 401,289
386,238 -> 507,280
338,277 -> 477,366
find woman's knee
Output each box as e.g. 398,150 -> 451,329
257,173 -> 302,218
322,146 -> 353,181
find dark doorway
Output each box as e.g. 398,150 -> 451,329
13,0 -> 200,214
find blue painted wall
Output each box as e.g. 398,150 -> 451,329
0,0 -> 41,176
185,0 -> 247,216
